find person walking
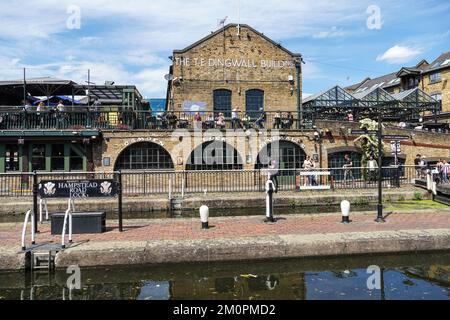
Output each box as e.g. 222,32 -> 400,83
343,154 -> 355,186
442,160 -> 450,184
302,156 -> 316,186
366,155 -> 378,183
414,154 -> 422,178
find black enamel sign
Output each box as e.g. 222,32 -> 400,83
38,179 -> 118,199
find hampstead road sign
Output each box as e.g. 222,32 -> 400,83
38,180 -> 118,199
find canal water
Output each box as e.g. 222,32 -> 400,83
0,252 -> 448,300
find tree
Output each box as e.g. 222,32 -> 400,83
354,118 -> 384,178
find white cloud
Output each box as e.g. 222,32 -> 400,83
313,26 -> 345,39
376,45 -> 422,64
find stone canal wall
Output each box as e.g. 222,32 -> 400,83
0,188 -> 430,215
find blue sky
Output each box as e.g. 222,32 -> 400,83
0,0 -> 449,98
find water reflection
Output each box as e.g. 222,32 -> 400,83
1,253 -> 448,300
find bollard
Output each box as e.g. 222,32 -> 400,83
265,177 -> 275,223
341,200 -> 350,224
200,205 -> 209,230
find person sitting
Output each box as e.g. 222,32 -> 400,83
273,111 -> 281,129
255,108 -> 266,129
282,112 -> 294,129
231,107 -> 242,129
167,112 -> 178,129
243,113 -> 252,130
205,114 -> 215,129
216,113 -> 226,130
194,112 -> 202,130
178,113 -> 189,128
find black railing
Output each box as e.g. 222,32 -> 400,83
0,109 -> 312,131
0,166 -> 421,198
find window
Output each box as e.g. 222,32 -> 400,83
245,89 -> 264,118
70,149 -> 84,171
5,145 -> 19,171
51,144 -> 65,171
430,92 -> 442,102
31,144 -> 46,171
213,89 -> 232,117
429,72 -> 441,83
256,141 -> 306,173
186,141 -> 243,171
328,151 -> 362,181
115,142 -> 174,171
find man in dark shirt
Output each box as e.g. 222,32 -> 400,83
343,154 -> 355,185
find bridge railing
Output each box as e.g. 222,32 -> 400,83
0,166 -> 422,198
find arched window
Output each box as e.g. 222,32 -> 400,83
246,89 -> 264,118
256,141 -> 306,173
115,142 -> 174,171
213,89 -> 232,117
186,141 -> 243,171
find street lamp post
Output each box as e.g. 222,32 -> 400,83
376,113 -> 385,223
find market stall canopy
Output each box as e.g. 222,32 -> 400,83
0,77 -> 78,105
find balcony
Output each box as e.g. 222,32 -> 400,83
0,108 -> 311,132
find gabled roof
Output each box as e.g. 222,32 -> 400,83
422,51 -> 450,74
303,85 -> 356,108
396,67 -> 421,77
173,23 -> 301,58
345,77 -> 371,91
351,71 -> 400,94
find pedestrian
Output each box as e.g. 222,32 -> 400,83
419,156 -> 428,178
366,155 -> 378,182
343,154 -> 355,185
302,156 -> 316,186
347,112 -> 354,122
414,154 -> 422,178
442,160 -> 450,184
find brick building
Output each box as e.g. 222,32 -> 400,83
166,24 -> 302,116
346,52 -> 450,113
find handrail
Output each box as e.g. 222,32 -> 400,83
61,199 -> 73,249
21,209 -> 35,251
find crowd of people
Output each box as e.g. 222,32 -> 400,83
153,106 -> 295,131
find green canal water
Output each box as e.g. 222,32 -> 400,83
0,252 -> 448,300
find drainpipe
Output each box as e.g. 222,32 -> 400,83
295,57 -> 303,130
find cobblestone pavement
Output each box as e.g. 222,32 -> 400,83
1,211 -> 449,248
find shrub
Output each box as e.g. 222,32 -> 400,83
413,191 -> 423,201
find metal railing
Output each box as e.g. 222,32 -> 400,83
0,166 -> 423,198
0,109 -> 312,131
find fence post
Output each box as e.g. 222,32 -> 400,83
32,171 -> 38,233
117,170 -> 123,232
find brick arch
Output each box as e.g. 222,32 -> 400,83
255,139 -> 307,170
114,141 -> 174,171
186,140 -> 244,170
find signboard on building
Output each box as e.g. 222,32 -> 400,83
38,180 -> 118,199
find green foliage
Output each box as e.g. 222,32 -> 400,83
354,118 -> 385,178
413,191 -> 423,201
